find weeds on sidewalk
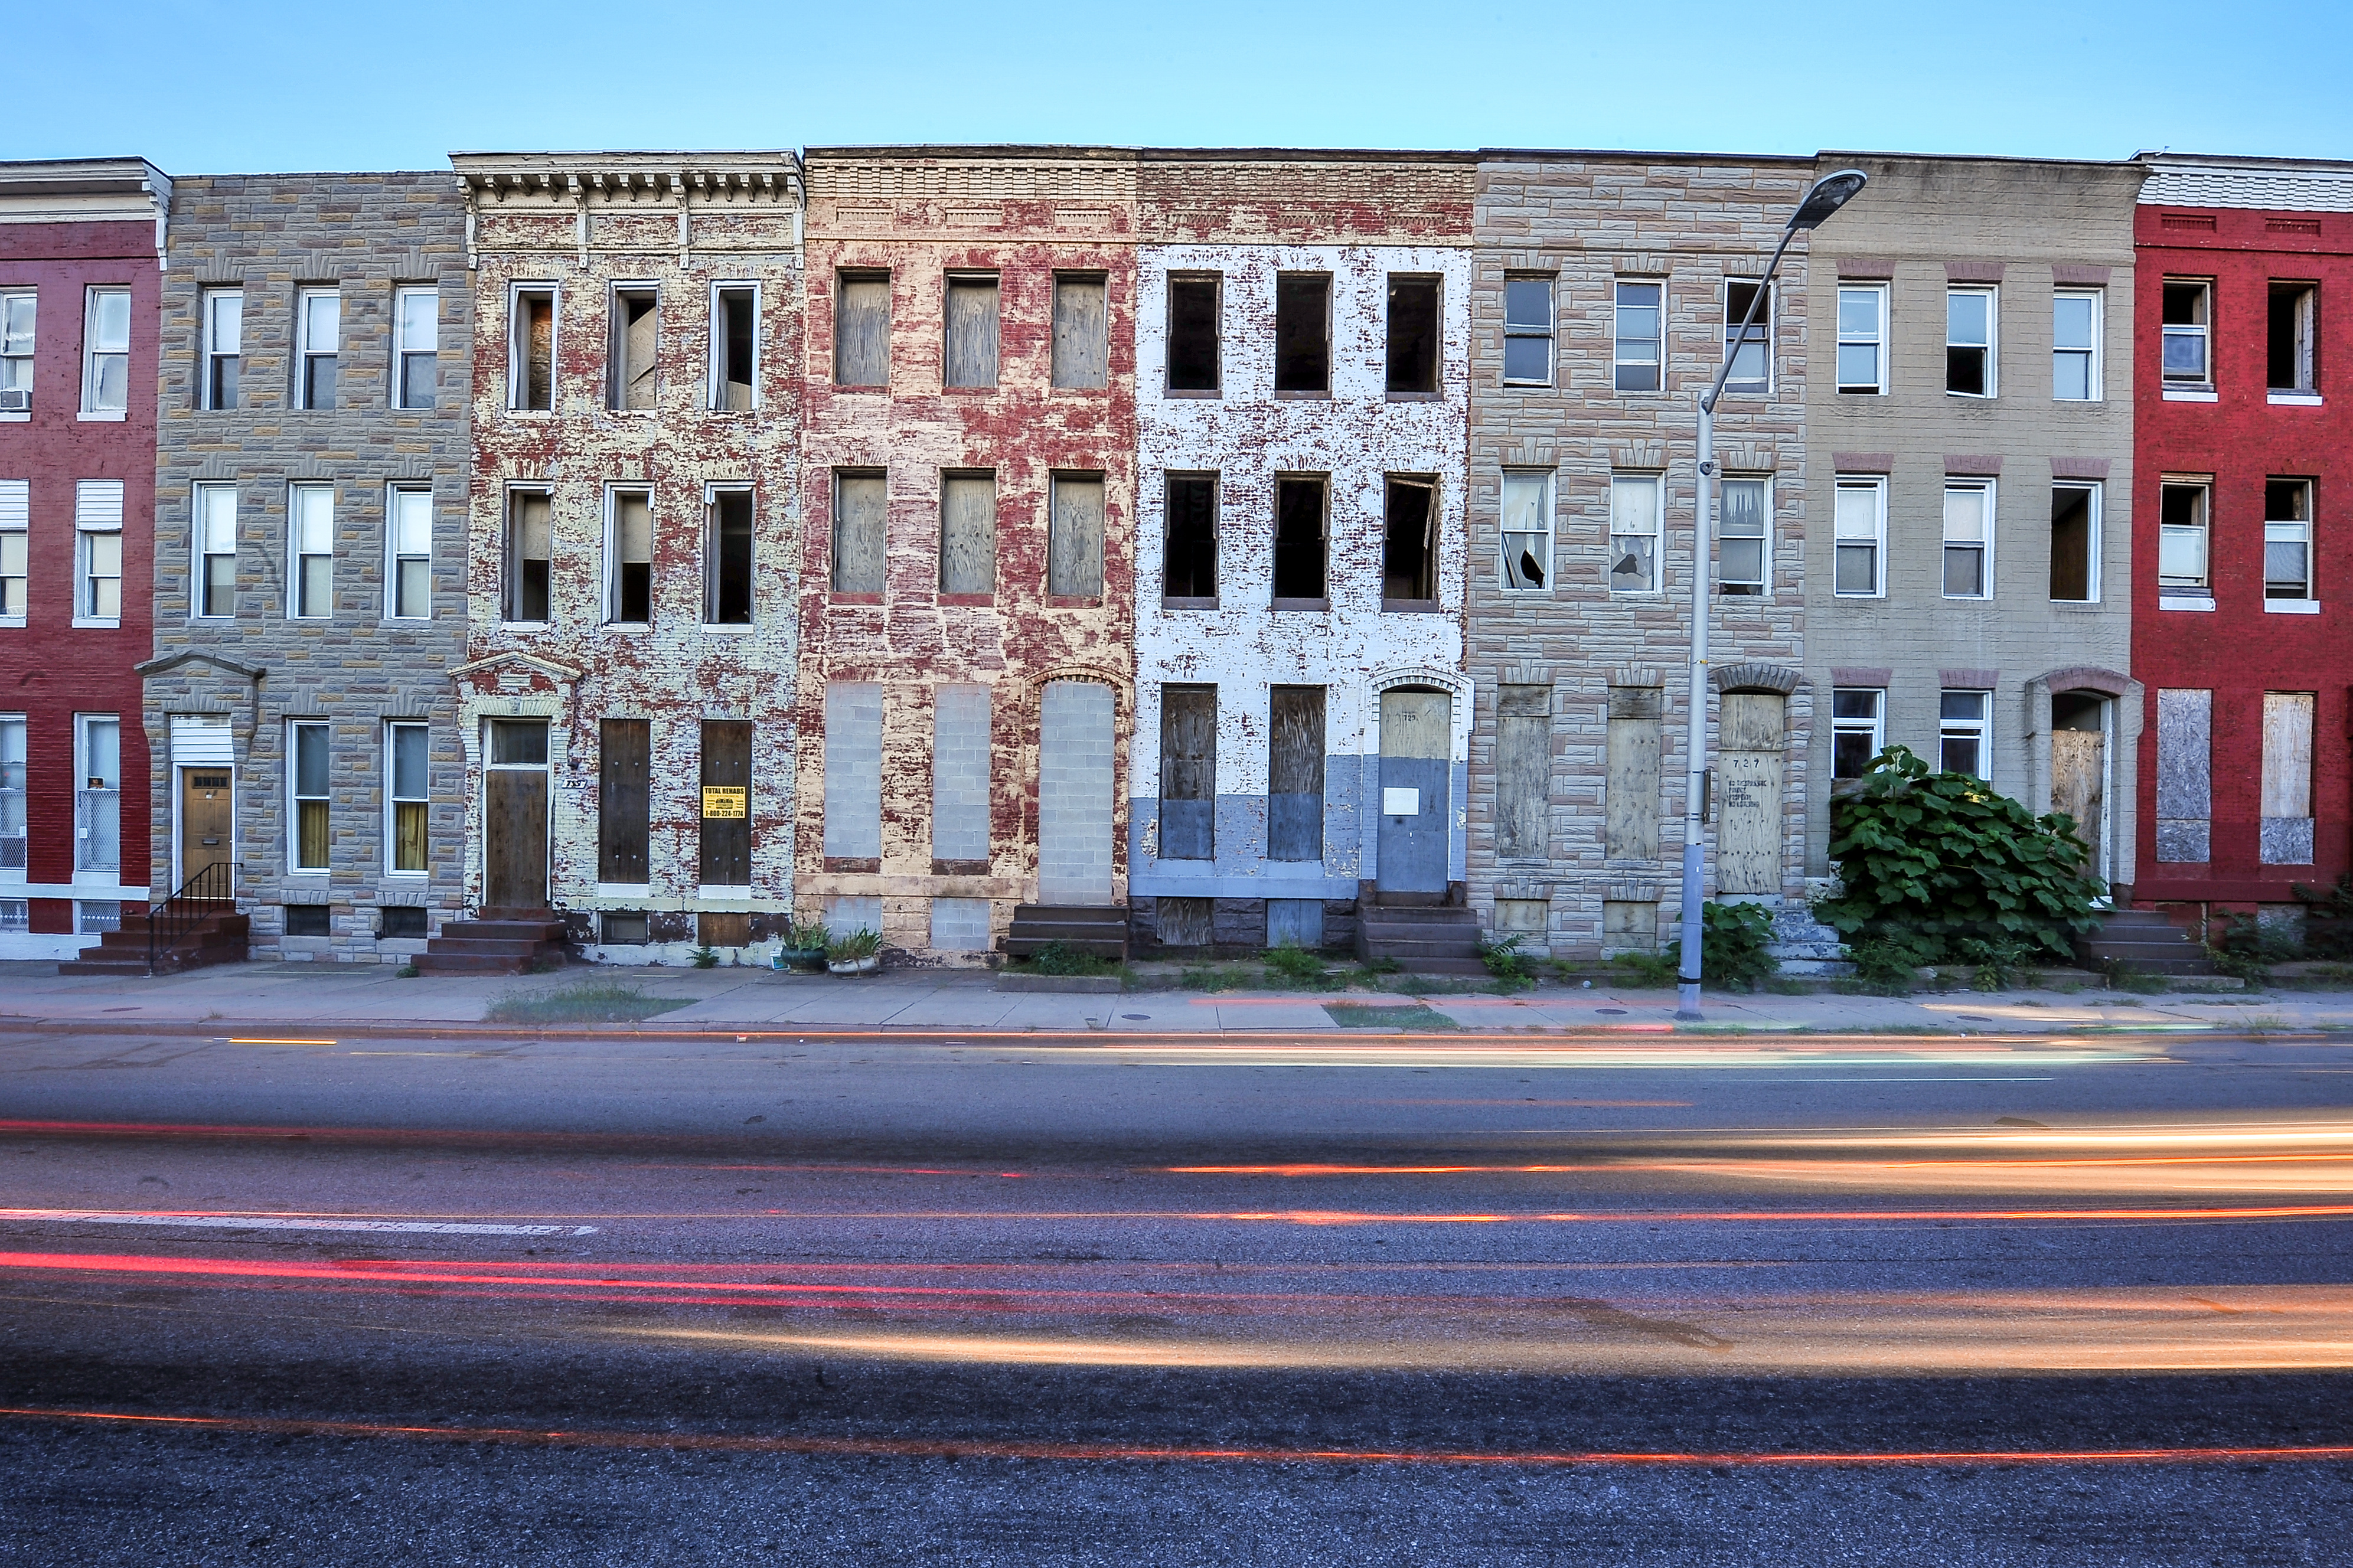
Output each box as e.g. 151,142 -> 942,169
1262,945 -> 1342,991
1024,940 -> 1112,976
1476,933 -> 1536,990
485,982 -> 690,1025
1607,951 -> 1677,988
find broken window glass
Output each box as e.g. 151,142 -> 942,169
507,491 -> 551,622
611,491 -> 651,623
1382,476 -> 1436,604
715,287 -> 756,410
611,288 -> 657,410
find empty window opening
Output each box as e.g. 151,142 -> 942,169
943,273 -> 1000,388
1503,276 -> 1554,386
1049,472 -> 1105,597
705,489 -> 753,624
598,717 -> 650,884
394,286 -> 437,410
389,486 -> 432,619
506,491 -> 551,622
2050,484 -> 2097,603
2270,282 -> 2318,393
611,287 -> 657,410
1609,474 -> 1661,594
939,472 -> 996,596
1272,476 -> 1327,602
2265,479 -> 2312,600
202,289 -> 241,410
0,290 -> 32,410
290,720 -> 330,871
1275,273 -> 1331,394
2162,280 -> 2211,384
1946,286 -> 1995,396
1830,689 -> 1884,779
1718,476 -> 1769,595
831,470 -> 887,595
835,272 -> 890,387
700,720 -> 752,887
1943,481 -> 1993,599
195,483 -> 236,618
2159,481 -> 2211,594
1382,476 -> 1437,604
1052,273 -> 1107,390
1500,469 -> 1551,591
1157,685 -> 1216,861
389,722 -> 429,874
511,286 -> 554,410
287,482 -> 332,620
1163,473 -> 1217,600
1614,280 -> 1662,393
1940,690 -> 1990,778
1724,280 -> 1771,394
1269,685 -> 1326,863
609,490 -> 651,623
83,287 -> 130,413
1836,285 -> 1885,394
1166,273 -> 1220,393
1834,478 -> 1885,596
2053,289 -> 2100,400
296,288 -> 338,410
713,286 -> 756,410
1386,276 -> 1440,394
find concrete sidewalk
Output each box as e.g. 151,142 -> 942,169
4,958 -> 2352,1037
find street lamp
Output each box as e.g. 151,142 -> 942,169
1674,168 -> 1868,1021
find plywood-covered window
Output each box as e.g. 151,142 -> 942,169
1166,273 -> 1220,393
2154,688 -> 2211,863
704,488 -> 753,625
1386,276 -> 1440,395
1268,685 -> 1325,863
598,718 -> 650,884
1382,476 -> 1437,605
1052,274 -> 1107,390
699,720 -> 752,887
831,469 -> 886,595
1272,475 -> 1326,604
938,472 -> 996,597
943,273 -> 1000,388
835,271 -> 889,388
1049,472 -> 1105,597
1163,473 -> 1218,602
1275,273 -> 1331,394
2261,692 -> 2316,865
607,488 -> 651,623
609,286 -> 657,410
1494,684 -> 1550,860
1604,686 -> 1660,860
1158,684 -> 1216,862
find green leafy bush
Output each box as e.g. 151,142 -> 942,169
2292,874 -> 2353,959
1026,939 -> 1107,975
2207,912 -> 2300,983
1663,900 -> 1778,990
690,945 -> 719,969
1816,745 -> 2101,963
1264,943 -> 1328,984
1476,932 -> 1535,985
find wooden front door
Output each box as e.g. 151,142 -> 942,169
178,767 -> 233,886
484,720 -> 550,911
1376,687 -> 1451,894
2052,729 -> 2106,880
1715,692 -> 1785,896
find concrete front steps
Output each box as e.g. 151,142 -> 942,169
58,908 -> 249,976
1001,904 -> 1129,961
2074,906 -> 2221,978
413,909 -> 571,975
1359,896 -> 1486,975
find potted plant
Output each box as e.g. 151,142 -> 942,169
773,917 -> 830,974
825,927 -> 882,976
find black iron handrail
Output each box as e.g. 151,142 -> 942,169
148,861 -> 236,975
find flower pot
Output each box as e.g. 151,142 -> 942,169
827,954 -> 881,976
775,946 -> 827,973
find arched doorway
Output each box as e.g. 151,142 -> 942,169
2051,690 -> 2109,883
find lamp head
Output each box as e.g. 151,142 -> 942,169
1790,168 -> 1868,231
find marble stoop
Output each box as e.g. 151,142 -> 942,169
1720,892 -> 1852,976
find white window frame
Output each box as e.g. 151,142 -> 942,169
194,482 -> 237,619
1943,479 -> 1996,600
1946,285 -> 1998,398
1830,689 -> 1884,779
288,718 -> 331,874
201,288 -> 242,411
1608,473 -> 1662,594
2265,478 -> 2315,602
74,479 -> 124,626
2050,481 -> 2102,605
1502,274 -> 1554,388
2162,279 -> 2212,387
703,482 -> 755,627
604,484 -> 654,624
288,482 -> 334,619
0,713 -> 25,878
0,479 -> 25,622
2158,477 -> 2212,597
608,280 -> 660,411
508,282 -> 557,412
75,713 -> 120,874
708,282 -> 761,411
294,286 -> 340,411
0,289 -> 33,414
1938,689 -> 1992,778
81,286 -> 130,417
1612,280 -> 1663,394
1722,279 -> 1771,396
386,721 -> 429,877
1717,473 -> 1772,596
1833,476 -> 1887,597
387,484 -> 432,620
2052,288 -> 2102,401
392,285 -> 438,410
504,486 -> 553,625
1836,284 -> 1887,394
1499,468 -> 1553,592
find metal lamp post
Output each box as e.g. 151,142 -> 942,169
1674,168 -> 1868,1021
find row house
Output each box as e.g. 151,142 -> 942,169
2133,155 -> 2353,935
139,172 -> 471,961
1465,152 -> 1816,959
0,161 -> 169,959
452,153 -> 804,958
793,147 -> 1138,961
1128,151 -> 1475,956
1804,155 -> 2143,902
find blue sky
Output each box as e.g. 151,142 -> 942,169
18,0 -> 2350,172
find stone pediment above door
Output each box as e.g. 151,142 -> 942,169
451,650 -> 582,701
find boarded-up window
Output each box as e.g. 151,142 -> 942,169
699,721 -> 751,887
2155,687 -> 2211,864
713,286 -> 756,411
1273,476 -> 1326,602
1383,477 -> 1437,603
1602,900 -> 1657,955
1386,276 -> 1440,394
831,470 -> 886,594
2261,691 -> 2315,865
1495,899 -> 1548,936
1495,684 -> 1551,860
835,272 -> 889,387
1268,685 -> 1325,863
1275,273 -> 1331,393
1156,896 -> 1213,946
1049,473 -> 1105,597
939,472 -> 996,596
611,287 -> 656,410
506,491 -> 550,622
1052,274 -> 1107,390
705,489 -> 753,624
1605,686 -> 1661,861
931,684 -> 991,867
944,274 -> 999,388
1164,473 -> 1217,600
609,491 -> 651,623
823,682 -> 882,863
1159,685 -> 1216,861
1267,899 -> 1323,948
598,718 -> 650,883
512,286 -> 553,411
1167,273 -> 1219,392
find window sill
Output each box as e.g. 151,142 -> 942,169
77,410 -> 128,422
931,858 -> 990,877
1499,379 -> 1555,391
601,619 -> 651,631
0,410 -> 25,423
694,885 -> 753,901
1162,388 -> 1222,399
1269,597 -> 1330,612
2162,387 -> 2218,402
383,870 -> 430,881
1386,387 -> 1441,401
1717,586 -> 1767,597
2269,391 -> 2323,406
1836,387 -> 1887,396
596,883 -> 652,899
1159,596 -> 1219,612
2158,594 -> 2215,612
832,382 -> 889,393
2264,598 -> 2322,615
501,620 -> 551,630
383,614 -> 433,624
1273,389 -> 1331,400
1046,594 -> 1103,609
1946,390 -> 1997,400
823,857 -> 880,874
71,617 -> 120,630
940,384 -> 999,394
1832,591 -> 1887,600
1940,596 -> 1993,604
0,616 -> 22,629
2051,597 -> 2104,608
285,868 -> 330,878
504,407 -> 555,417
828,593 -> 883,606
1381,597 -> 1444,614
698,622 -> 756,633
936,593 -> 995,607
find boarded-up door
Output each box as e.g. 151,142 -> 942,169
598,720 -> 649,884
179,767 -> 233,886
700,721 -> 751,887
1268,685 -> 1326,863
1716,692 -> 1784,895
1377,688 -> 1451,894
2052,727 -> 2106,880
485,720 -> 549,910
1039,681 -> 1114,905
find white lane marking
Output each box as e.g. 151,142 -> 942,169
0,1208 -> 598,1237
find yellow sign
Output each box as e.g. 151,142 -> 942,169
701,786 -> 748,819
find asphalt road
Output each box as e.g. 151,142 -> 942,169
2,1023 -> 2350,1565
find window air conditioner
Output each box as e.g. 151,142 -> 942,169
0,390 -> 30,412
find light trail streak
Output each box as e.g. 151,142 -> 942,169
3,1406 -> 2346,1468
0,1210 -> 598,1237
